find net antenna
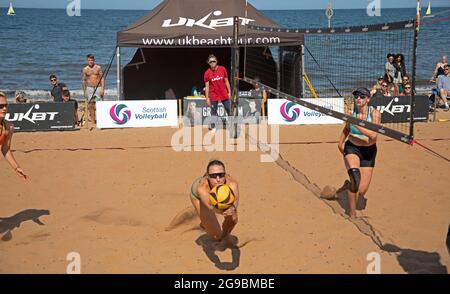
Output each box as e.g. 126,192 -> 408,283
242,19 -> 418,144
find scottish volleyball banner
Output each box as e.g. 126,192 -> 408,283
96,100 -> 178,129
268,98 -> 344,125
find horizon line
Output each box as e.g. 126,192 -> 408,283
1,6 -> 450,11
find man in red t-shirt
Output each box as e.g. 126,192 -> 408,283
204,54 -> 231,131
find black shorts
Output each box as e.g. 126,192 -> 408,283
344,140 -> 377,168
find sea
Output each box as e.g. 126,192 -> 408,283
0,7 -> 449,101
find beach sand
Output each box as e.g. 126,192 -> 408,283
0,111 -> 449,274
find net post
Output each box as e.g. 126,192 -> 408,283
410,17 -> 420,142
116,46 -> 121,100
231,16 -> 240,104
229,16 -> 240,139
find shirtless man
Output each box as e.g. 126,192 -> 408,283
82,54 -> 104,123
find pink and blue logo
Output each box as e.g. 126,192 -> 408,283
280,101 -> 300,122
110,104 -> 131,125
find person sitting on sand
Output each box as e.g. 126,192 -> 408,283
430,55 -> 448,84
436,64 -> 450,111
61,88 -> 81,126
189,160 -> 239,241
14,91 -> 27,103
338,87 -> 380,218
381,81 -> 392,97
399,84 -> 413,96
0,92 -> 28,180
370,76 -> 385,95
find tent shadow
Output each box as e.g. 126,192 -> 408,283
195,234 -> 240,271
381,244 -> 448,274
0,209 -> 50,241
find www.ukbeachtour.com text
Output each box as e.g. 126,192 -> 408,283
142,35 -> 281,46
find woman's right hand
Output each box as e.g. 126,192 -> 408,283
206,98 -> 211,106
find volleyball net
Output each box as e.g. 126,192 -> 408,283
241,19 -> 418,144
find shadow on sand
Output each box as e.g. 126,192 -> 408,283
382,244 -> 448,274
195,234 -> 240,271
0,209 -> 50,241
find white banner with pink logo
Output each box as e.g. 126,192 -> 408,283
268,98 -> 344,125
96,100 -> 178,129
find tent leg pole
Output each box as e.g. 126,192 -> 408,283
301,45 -> 305,98
116,46 -> 121,100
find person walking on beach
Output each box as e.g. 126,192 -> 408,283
82,54 -> 104,123
0,92 -> 28,180
338,87 -> 380,218
49,74 -> 67,102
189,160 -> 239,241
204,54 -> 231,133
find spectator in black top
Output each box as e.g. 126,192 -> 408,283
49,74 -> 67,102
393,54 -> 407,96
61,87 -> 81,126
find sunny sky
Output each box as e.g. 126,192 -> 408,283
1,0 -> 449,10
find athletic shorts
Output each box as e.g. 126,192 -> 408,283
86,86 -> 103,101
344,140 -> 377,168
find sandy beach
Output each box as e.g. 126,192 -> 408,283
0,110 -> 449,274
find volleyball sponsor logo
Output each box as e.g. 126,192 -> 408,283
280,101 -> 300,122
109,104 -> 131,125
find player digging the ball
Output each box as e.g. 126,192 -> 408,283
189,160 -> 239,241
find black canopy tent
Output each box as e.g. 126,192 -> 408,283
116,0 -> 304,100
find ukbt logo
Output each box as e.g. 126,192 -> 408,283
162,10 -> 255,30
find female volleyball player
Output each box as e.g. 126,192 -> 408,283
0,92 -> 28,180
189,160 -> 239,241
338,87 -> 380,218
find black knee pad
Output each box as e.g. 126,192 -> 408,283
347,168 -> 361,193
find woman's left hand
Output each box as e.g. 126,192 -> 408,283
15,167 -> 29,180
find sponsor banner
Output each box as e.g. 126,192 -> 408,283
369,95 -> 428,123
268,98 -> 344,125
183,91 -> 262,126
6,102 -> 76,131
96,100 -> 178,129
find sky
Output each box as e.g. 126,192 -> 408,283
1,0 -> 449,10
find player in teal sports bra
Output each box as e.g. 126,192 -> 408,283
189,160 -> 239,241
338,87 -> 380,218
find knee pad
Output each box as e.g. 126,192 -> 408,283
347,168 -> 361,193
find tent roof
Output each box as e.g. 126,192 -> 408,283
117,0 -> 303,48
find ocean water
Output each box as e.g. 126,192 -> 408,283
0,7 -> 449,101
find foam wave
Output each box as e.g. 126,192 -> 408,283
0,88 -> 118,102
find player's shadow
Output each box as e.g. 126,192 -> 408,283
0,209 -> 50,241
195,234 -> 240,271
335,180 -> 367,215
381,244 -> 448,274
